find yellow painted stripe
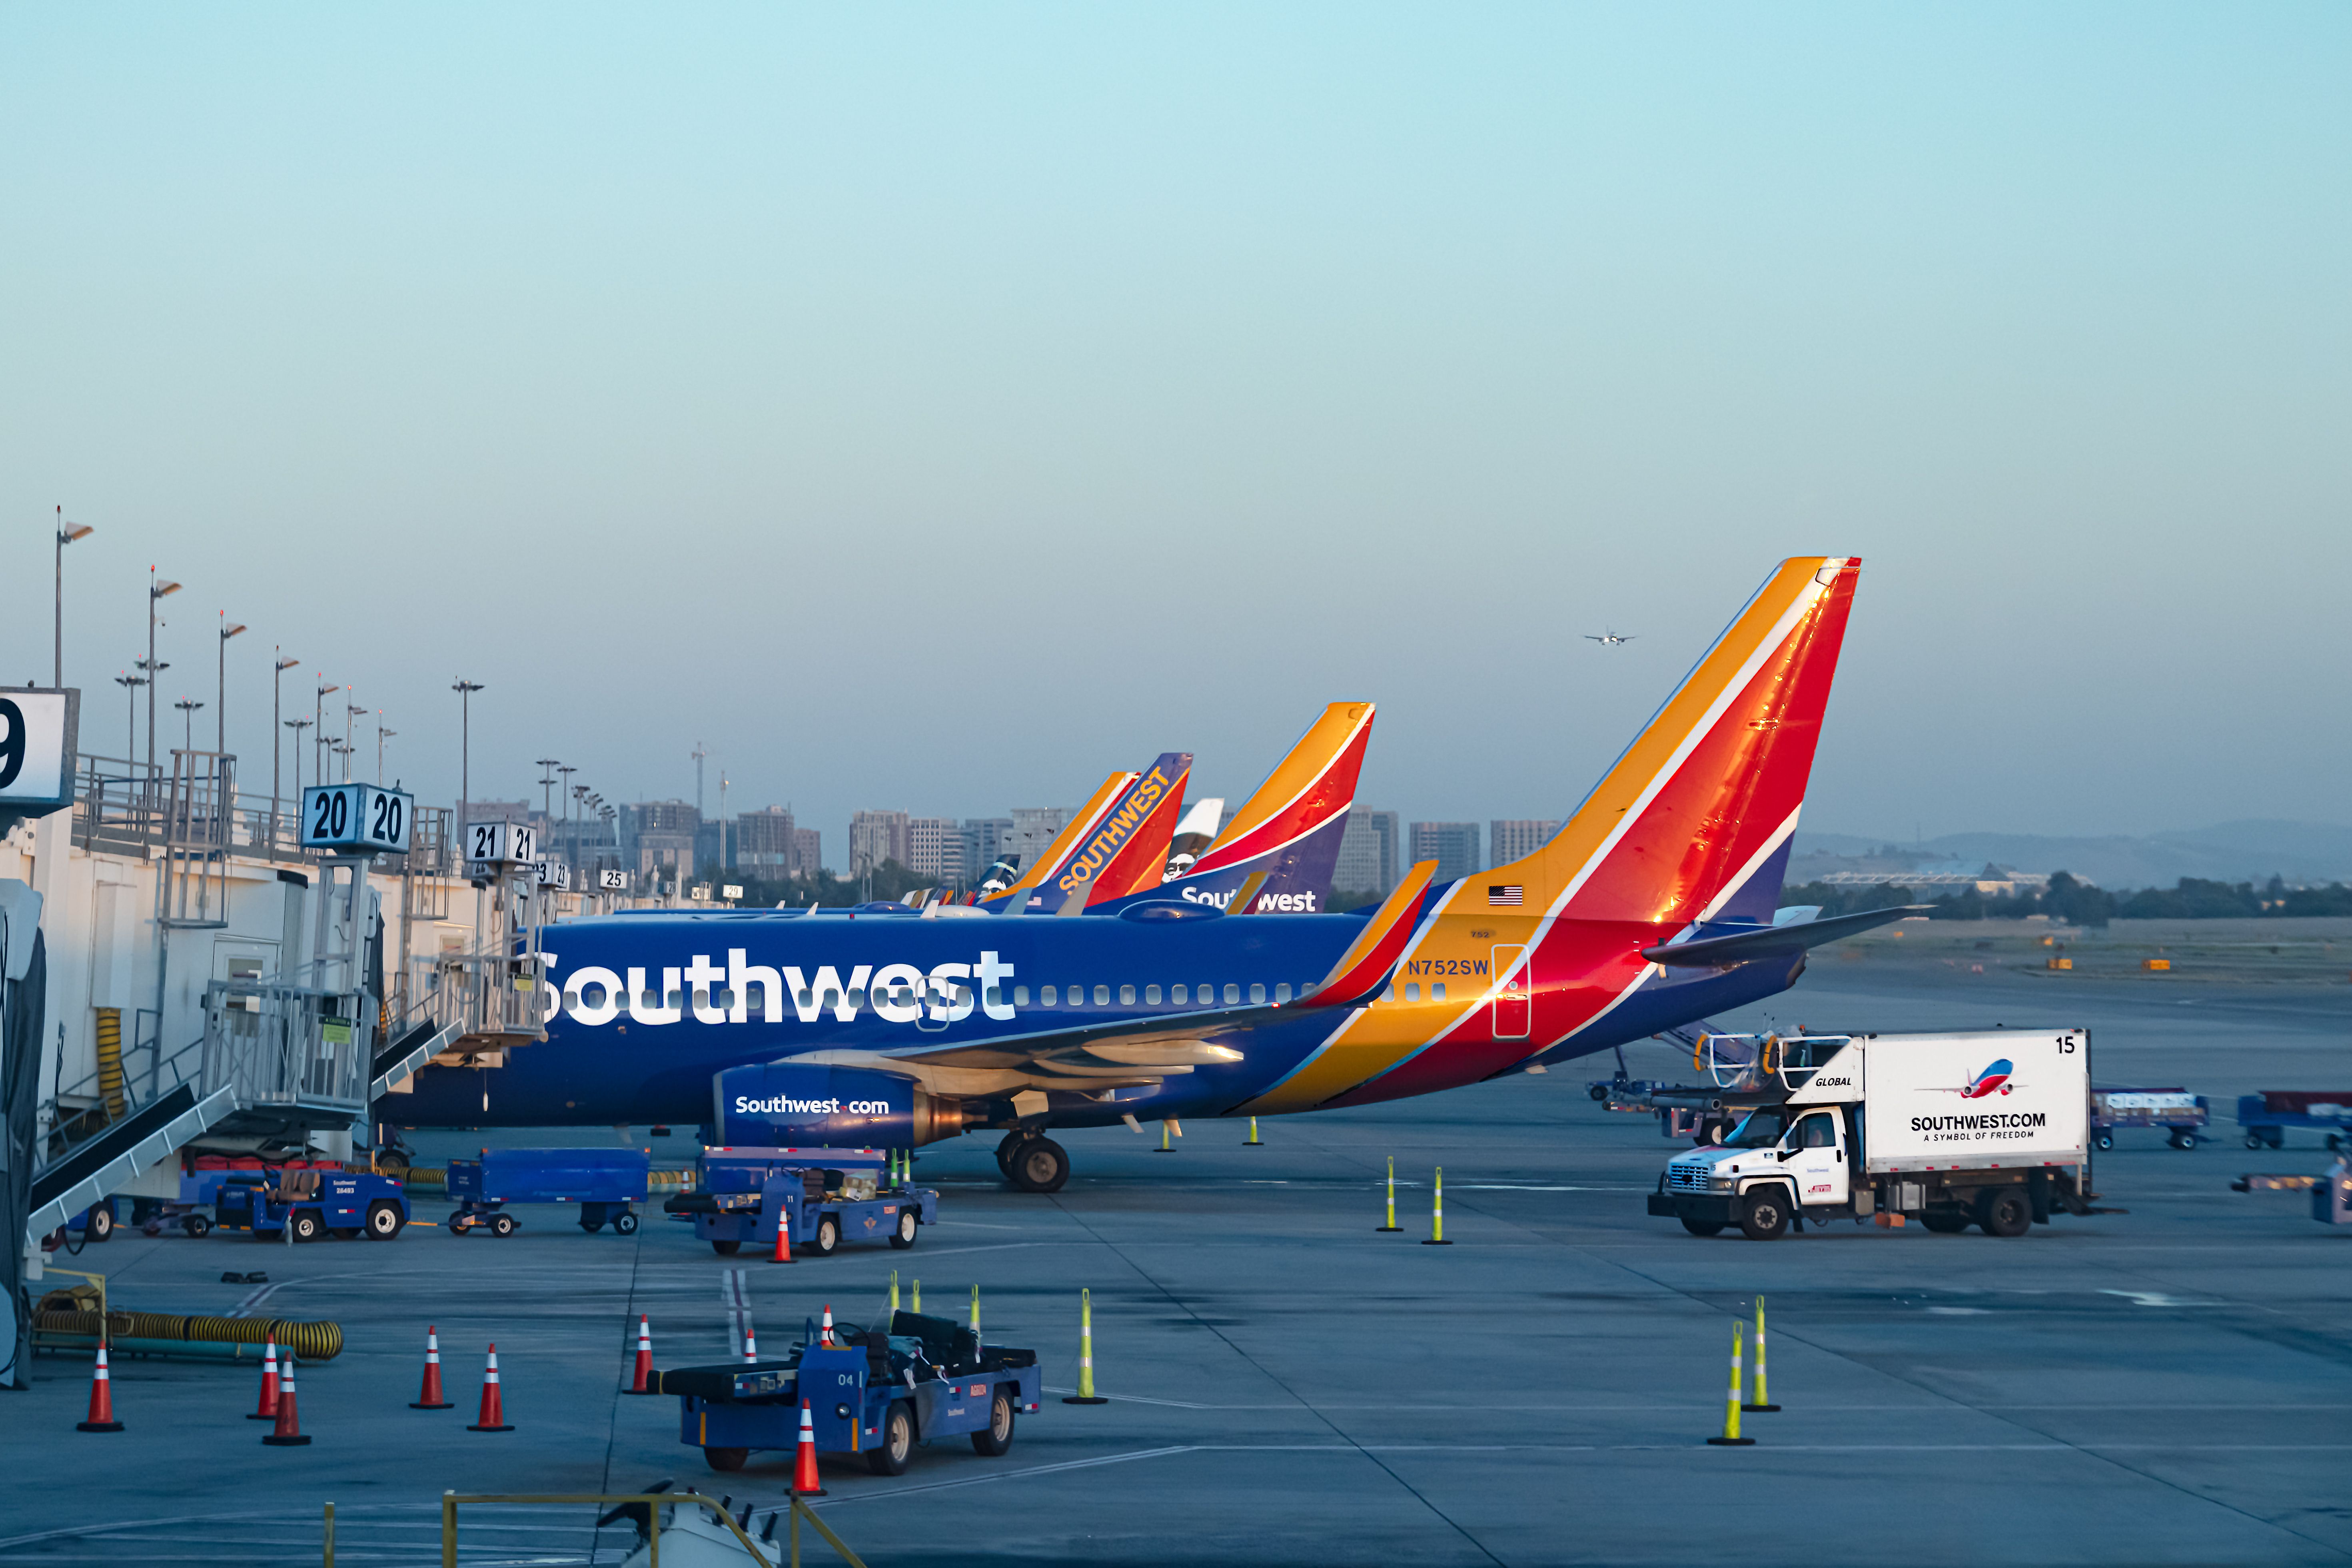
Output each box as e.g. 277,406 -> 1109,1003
987,773 -> 1135,903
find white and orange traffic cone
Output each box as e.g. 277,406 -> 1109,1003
262,1351 -> 311,1446
771,1204 -> 793,1264
466,1344 -> 514,1432
246,1338 -> 281,1420
791,1398 -> 826,1496
410,1325 -> 453,1410
624,1314 -> 655,1395
819,1304 -> 835,1346
76,1343 -> 124,1432
742,1328 -> 759,1365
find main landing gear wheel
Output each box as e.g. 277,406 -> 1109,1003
889,1207 -> 919,1249
1738,1190 -> 1790,1241
1009,1137 -> 1069,1194
994,1132 -> 1025,1178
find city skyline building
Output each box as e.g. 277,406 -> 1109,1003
1410,820 -> 1481,883
1489,818 -> 1561,866
1334,809 -> 1400,897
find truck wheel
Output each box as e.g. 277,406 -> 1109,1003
703,1447 -> 749,1473
365,1201 -> 403,1240
489,1212 -> 517,1238
2170,1131 -> 2198,1151
613,1211 -> 639,1236
1920,1209 -> 1971,1234
2245,1133 -> 2266,1150
184,1214 -> 212,1238
87,1204 -> 114,1243
813,1216 -> 840,1257
869,1403 -> 914,1476
890,1208 -> 919,1249
289,1210 -> 322,1243
1010,1137 -> 1070,1194
1978,1188 -> 2032,1238
331,1227 -> 361,1240
1679,1218 -> 1726,1237
711,1239 -> 741,1256
1588,1083 -> 1609,1102
2094,1133 -> 2114,1151
970,1388 -> 1016,1456
1738,1190 -> 1790,1241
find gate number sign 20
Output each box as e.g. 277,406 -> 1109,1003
301,784 -> 411,851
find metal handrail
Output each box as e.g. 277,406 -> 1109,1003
438,1491 -> 867,1568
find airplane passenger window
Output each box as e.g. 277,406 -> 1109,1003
1171,984 -> 1188,1004
1093,985 -> 1110,1005
693,989 -> 709,1009
1432,983 -> 1446,1002
1249,983 -> 1266,1004
563,992 -> 579,1009
1405,983 -> 1421,1001
1069,983 -> 1084,1004
821,989 -> 841,1011
667,991 -> 683,1009
1223,984 -> 1240,1005
1380,983 -> 1395,1001
1119,985 -> 1136,1005
796,989 -> 812,1008
984,985 -> 1002,1008
721,990 -> 737,1009
1274,984 -> 1292,1003
1041,985 -> 1058,1005
1145,985 -> 1162,1004
1013,985 -> 1029,1006
848,989 -> 867,1009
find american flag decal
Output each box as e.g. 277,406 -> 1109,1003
1487,884 -> 1523,907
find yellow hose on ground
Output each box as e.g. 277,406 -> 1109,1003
94,1008 -> 126,1119
36,1310 -> 343,1361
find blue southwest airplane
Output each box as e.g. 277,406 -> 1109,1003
399,558 -> 1914,1193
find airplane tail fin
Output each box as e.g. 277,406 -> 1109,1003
1145,702 -> 1373,913
980,771 -> 1136,913
1062,753 -> 1192,910
1482,558 -> 1860,930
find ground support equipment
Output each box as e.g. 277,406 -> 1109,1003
444,1147 -> 649,1236
2091,1087 -> 2211,1151
2234,1093 -> 2352,1152
210,1170 -> 409,1242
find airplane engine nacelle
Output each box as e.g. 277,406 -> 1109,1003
713,1063 -> 967,1149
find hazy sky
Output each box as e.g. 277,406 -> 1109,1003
4,6 -> 2346,859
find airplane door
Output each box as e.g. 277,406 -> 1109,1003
1491,945 -> 1529,1039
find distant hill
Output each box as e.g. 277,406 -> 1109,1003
1790,820 -> 2352,890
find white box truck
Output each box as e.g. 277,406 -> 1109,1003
1645,1029 -> 2100,1241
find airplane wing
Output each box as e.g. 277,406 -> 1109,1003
1639,905 -> 1930,967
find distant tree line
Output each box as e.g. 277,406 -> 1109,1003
1785,873 -> 2352,928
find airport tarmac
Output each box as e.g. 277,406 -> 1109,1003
5,939 -> 2349,1566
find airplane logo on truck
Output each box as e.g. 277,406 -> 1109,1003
1963,1059 -> 2015,1098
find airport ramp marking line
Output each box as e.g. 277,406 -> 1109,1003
722,1267 -> 753,1358
227,1272 -> 377,1319
2099,1289 -> 2226,1308
795,1446 -> 1198,1509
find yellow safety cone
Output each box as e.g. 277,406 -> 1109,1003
1743,1297 -> 1779,1413
1707,1322 -> 1754,1445
1422,1165 -> 1452,1244
1378,1156 -> 1402,1232
1063,1288 -> 1108,1404
1244,1117 -> 1262,1147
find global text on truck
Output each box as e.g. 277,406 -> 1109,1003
1646,1029 -> 2105,1240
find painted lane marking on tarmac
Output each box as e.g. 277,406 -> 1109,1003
2099,1289 -> 2225,1308
722,1267 -> 754,1358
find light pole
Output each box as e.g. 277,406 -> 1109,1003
54,509 -> 93,687
216,616 -> 246,755
718,769 -> 729,880
272,652 -> 299,845
452,680 -> 483,839
114,672 -> 146,764
174,697 -> 204,757
147,569 -> 182,785
376,720 -> 394,782
313,679 -> 339,789
558,765 -> 577,867
345,703 -> 367,781
285,718 -> 313,807
535,759 -> 560,841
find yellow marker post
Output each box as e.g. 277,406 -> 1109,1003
1378,1157 -> 1401,1232
1422,1165 -> 1451,1245
889,1270 -> 899,1319
1244,1116 -> 1262,1147
912,1279 -> 920,1314
970,1283 -> 981,1336
1743,1296 -> 1779,1412
1156,1121 -> 1174,1154
1063,1288 -> 1108,1404
1707,1322 -> 1754,1445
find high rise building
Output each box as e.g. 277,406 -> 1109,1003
1409,821 -> 1481,883
1008,807 -> 1073,879
1333,809 -> 1400,896
791,827 -> 823,877
1488,819 -> 1560,866
849,809 -> 912,876
961,817 -> 1014,884
734,806 -> 797,876
908,817 -> 961,882
625,800 -> 701,879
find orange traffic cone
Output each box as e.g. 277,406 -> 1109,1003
743,1328 -> 759,1364
624,1314 -> 655,1394
819,1304 -> 835,1346
791,1398 -> 826,1496
246,1338 -> 281,1420
771,1204 -> 793,1264
467,1344 -> 514,1432
76,1343 -> 124,1432
410,1325 -> 453,1409
262,1351 -> 311,1445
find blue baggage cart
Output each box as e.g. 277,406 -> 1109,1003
660,1310 -> 1043,1476
2235,1093 -> 2352,1152
2090,1087 -> 2210,1150
445,1147 -> 650,1235
212,1169 -> 410,1241
662,1147 -> 934,1257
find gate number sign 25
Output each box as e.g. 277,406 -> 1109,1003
301,784 -> 411,852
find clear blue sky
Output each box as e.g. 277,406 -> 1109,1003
4,5 -> 2346,858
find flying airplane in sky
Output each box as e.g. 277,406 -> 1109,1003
1585,629 -> 1635,646
398,559 -> 1910,1195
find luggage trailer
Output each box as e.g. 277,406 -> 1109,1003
663,1147 -> 936,1257
444,1147 -> 651,1236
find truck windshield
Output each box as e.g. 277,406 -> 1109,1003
1725,1110 -> 1788,1148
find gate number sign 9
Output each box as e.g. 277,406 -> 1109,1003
301,784 -> 411,851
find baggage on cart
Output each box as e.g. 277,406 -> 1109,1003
2091,1087 -> 2210,1151
2234,1092 -> 2352,1152
445,1147 -> 650,1235
657,1309 -> 1042,1476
